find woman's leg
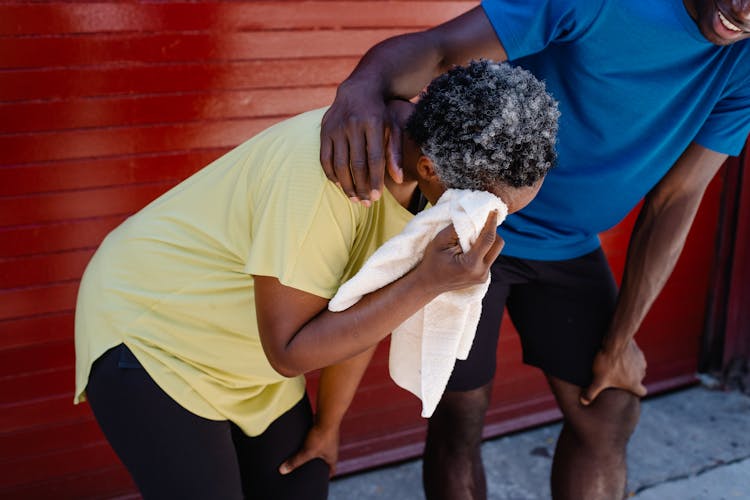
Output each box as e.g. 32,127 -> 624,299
231,395 -> 329,500
86,344 -> 244,500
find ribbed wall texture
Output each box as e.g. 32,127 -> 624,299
0,1 -> 730,497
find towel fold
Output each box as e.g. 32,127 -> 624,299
329,189 -> 508,417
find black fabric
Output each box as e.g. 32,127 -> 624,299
86,344 -> 328,500
447,248 -> 618,390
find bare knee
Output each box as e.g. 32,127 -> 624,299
548,376 -> 641,451
565,389 -> 641,450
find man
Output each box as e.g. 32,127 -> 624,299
318,1 -> 750,499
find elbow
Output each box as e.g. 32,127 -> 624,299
644,184 -> 703,219
266,354 -> 304,379
646,169 -> 711,217
275,365 -> 303,379
258,329 -> 307,377
264,347 -> 309,378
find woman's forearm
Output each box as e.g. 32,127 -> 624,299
273,266 -> 440,376
314,346 -> 378,429
255,214 -> 504,377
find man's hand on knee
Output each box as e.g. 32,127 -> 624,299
580,339 -> 648,406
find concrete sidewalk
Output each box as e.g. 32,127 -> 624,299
330,383 -> 750,499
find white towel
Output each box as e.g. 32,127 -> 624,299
329,189 -> 508,417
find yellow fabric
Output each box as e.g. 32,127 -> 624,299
74,108 -> 413,436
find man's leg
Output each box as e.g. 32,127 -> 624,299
547,377 -> 640,500
423,258 -> 516,500
423,384 -> 492,500
507,248 -> 636,500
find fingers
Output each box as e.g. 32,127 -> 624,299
322,125 -> 386,205
346,131 -> 370,204
431,212 -> 501,260
320,135 -> 336,184
579,378 -> 648,406
279,451 -> 337,478
431,223 -> 460,247
365,124 -> 386,201
320,108 -> 353,197
319,107 -> 337,184
485,233 -> 505,265
634,382 -> 648,398
385,122 -> 404,184
320,96 -> 390,204
279,448 -> 317,476
466,211 -> 500,260
579,382 -> 604,406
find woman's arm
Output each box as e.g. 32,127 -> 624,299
260,212 -> 502,474
254,211 -> 504,377
278,346 -> 377,475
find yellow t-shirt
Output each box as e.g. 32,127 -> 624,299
74,108 -> 413,436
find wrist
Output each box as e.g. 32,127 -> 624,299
314,412 -> 344,431
602,334 -> 632,356
338,75 -> 387,101
410,265 -> 448,299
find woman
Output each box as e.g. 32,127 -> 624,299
74,60 -> 558,499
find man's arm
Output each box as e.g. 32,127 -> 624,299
581,142 -> 729,404
320,6 -> 505,202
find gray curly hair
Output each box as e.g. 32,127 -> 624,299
406,60 -> 559,189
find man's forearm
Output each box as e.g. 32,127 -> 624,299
343,32 -> 445,101
341,6 -> 505,100
605,193 -> 700,351
605,143 -> 728,352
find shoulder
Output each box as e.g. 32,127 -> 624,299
481,0 -> 605,27
246,107 -> 333,196
730,40 -> 750,72
253,107 -> 360,226
247,107 -> 328,157
480,0 -> 606,56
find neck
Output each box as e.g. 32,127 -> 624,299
385,172 -> 418,209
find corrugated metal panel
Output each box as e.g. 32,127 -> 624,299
0,2 -> 477,497
0,0 -> 729,497
724,146 -> 750,363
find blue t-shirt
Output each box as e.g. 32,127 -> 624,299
481,0 -> 750,260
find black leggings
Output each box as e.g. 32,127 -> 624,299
86,344 -> 329,500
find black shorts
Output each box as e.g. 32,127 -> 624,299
446,247 -> 618,390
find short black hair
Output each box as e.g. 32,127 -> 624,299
406,60 -> 559,189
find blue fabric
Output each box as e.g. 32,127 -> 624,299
481,0 -> 750,260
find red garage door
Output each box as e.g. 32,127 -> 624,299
0,1 -> 736,497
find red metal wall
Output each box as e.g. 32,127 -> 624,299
724,149 -> 750,364
0,1 -> 731,498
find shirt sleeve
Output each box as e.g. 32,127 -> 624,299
244,157 -> 359,300
481,0 -> 605,61
694,66 -> 750,156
